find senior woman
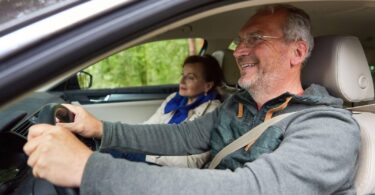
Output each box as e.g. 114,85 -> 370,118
109,54 -> 224,168
145,54 -> 224,125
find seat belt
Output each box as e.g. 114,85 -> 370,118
347,103 -> 375,113
208,112 -> 296,169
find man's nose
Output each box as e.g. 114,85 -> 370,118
233,43 -> 251,58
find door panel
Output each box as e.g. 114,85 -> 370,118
78,99 -> 164,124
63,84 -> 178,123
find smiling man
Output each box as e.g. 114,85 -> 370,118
234,8 -> 310,108
24,4 -> 360,194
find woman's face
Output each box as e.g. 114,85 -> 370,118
179,63 -> 213,98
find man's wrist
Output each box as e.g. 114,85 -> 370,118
94,120 -> 104,138
75,149 -> 93,187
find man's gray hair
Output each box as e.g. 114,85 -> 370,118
257,4 -> 314,62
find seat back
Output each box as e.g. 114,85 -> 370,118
212,49 -> 241,99
351,112 -> 375,194
212,49 -> 240,87
302,35 -> 375,194
302,36 -> 374,102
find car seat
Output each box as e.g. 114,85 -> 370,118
302,35 -> 375,194
211,49 -> 240,100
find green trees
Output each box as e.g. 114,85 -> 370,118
85,39 -> 197,89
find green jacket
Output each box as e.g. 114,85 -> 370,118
211,84 -> 344,170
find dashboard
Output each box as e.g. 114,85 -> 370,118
0,92 -> 66,194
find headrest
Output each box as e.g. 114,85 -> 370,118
212,49 -> 240,86
302,36 -> 374,102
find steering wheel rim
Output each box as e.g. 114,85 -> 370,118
37,103 -> 80,195
38,104 -> 75,125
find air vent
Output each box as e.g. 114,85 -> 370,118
11,116 -> 37,138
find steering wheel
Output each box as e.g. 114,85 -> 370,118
36,103 -> 83,195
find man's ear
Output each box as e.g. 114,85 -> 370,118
290,41 -> 308,68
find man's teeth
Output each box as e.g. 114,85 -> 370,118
241,63 -> 256,68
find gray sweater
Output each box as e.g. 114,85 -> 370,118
81,84 -> 360,195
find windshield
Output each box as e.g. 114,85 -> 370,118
0,0 -> 80,34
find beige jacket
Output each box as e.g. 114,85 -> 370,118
144,92 -> 221,168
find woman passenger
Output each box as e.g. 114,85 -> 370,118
145,54 -> 224,125
109,54 -> 224,168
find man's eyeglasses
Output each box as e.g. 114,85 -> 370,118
232,33 -> 281,48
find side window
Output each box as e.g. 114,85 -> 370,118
83,38 -> 204,89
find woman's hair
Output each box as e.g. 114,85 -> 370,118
183,54 -> 224,91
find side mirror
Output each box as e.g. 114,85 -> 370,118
77,71 -> 93,89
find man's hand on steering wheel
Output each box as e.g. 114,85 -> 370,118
56,104 -> 104,139
23,103 -> 101,193
23,124 -> 92,187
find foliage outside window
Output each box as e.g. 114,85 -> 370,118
85,38 -> 204,89
228,41 -> 237,51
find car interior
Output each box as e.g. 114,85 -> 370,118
0,0 -> 375,194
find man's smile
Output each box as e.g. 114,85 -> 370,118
236,55 -> 260,72
241,63 -> 257,69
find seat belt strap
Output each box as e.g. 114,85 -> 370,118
243,97 -> 293,151
347,103 -> 375,113
208,112 -> 296,169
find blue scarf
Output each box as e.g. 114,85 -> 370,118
164,91 -> 217,124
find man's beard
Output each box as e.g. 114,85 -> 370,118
238,69 -> 262,92
238,69 -> 280,97
238,75 -> 257,91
